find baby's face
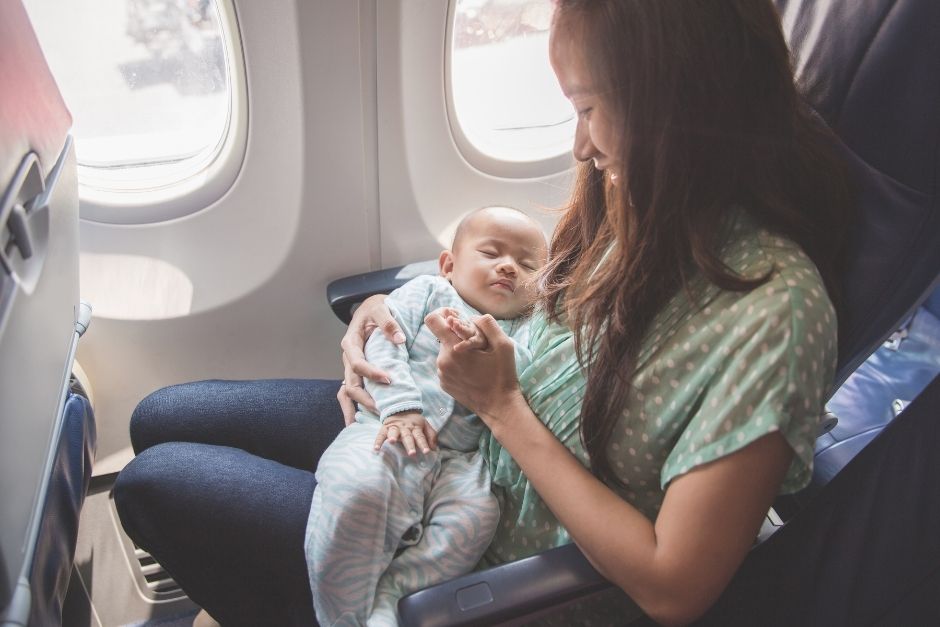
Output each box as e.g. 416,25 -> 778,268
440,209 -> 547,319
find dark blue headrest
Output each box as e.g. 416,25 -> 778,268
775,0 -> 940,385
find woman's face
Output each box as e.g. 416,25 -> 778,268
549,17 -> 624,185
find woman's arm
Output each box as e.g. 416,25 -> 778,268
430,315 -> 792,627
492,395 -> 790,626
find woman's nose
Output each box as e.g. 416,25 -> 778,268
572,120 -> 595,162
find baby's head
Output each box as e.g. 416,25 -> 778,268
439,207 -> 548,319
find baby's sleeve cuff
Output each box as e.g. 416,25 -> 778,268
380,401 -> 425,423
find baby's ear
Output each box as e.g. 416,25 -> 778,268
439,250 -> 455,278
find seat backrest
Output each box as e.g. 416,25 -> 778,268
0,0 -> 82,622
774,0 -> 940,387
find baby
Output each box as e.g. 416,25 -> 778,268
305,206 -> 547,626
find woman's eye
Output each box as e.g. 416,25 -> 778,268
577,107 -> 593,119
521,263 -> 536,271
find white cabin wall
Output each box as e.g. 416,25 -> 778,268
78,0 -> 378,470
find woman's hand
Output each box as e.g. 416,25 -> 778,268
425,312 -> 524,425
338,294 -> 405,425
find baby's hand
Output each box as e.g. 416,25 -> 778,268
426,307 -> 489,352
374,411 -> 438,456
445,313 -> 490,352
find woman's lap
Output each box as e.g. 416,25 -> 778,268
129,378 -> 345,471
114,378 -> 346,626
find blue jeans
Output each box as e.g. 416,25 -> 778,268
113,379 -> 345,626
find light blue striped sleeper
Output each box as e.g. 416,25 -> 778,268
305,275 -> 531,626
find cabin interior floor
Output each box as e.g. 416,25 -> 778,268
64,475 -> 199,627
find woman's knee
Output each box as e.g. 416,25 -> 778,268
129,385 -> 174,453
114,444 -> 170,543
113,442 -> 204,545
129,381 -> 214,453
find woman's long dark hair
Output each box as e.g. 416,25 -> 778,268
541,0 -> 852,488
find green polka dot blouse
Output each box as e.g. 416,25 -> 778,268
479,211 -> 837,568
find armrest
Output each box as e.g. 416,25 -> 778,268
326,260 -> 438,324
397,543 -> 614,627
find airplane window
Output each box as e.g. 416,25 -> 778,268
23,0 -> 241,219
449,0 -> 575,168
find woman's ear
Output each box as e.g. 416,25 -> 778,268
439,250 -> 455,278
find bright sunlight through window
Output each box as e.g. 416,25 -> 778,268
450,0 -> 575,164
24,0 -> 233,199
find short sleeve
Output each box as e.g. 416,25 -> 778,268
661,276 -> 837,493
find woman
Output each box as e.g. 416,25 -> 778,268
116,1 -> 850,625
344,2 -> 849,624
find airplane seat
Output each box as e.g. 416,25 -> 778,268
777,0 -> 940,360
774,0 -> 940,497
0,1 -> 96,625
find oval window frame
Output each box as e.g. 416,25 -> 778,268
76,0 -> 248,225
444,0 -> 574,179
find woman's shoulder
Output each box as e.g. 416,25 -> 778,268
722,210 -> 820,278
736,222 -> 832,318
713,211 -> 833,321
648,221 -> 833,357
